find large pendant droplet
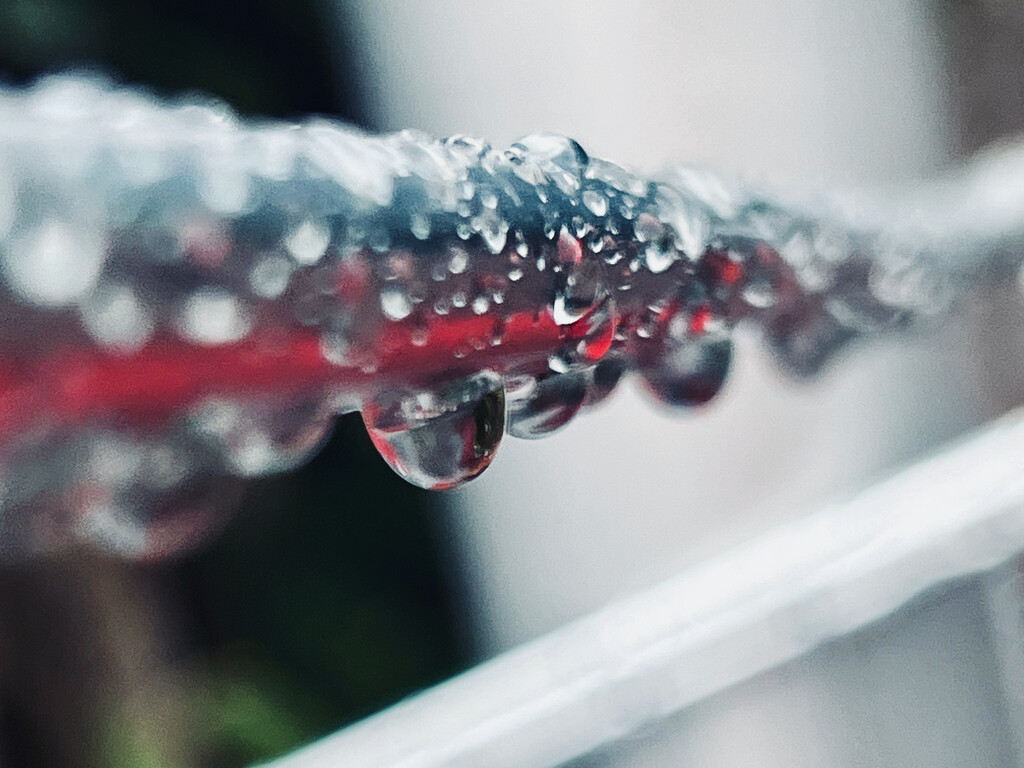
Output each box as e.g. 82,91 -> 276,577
641,337 -> 733,408
362,373 -> 506,489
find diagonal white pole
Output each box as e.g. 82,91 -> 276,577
262,409 -> 1024,768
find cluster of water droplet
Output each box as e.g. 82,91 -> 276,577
0,77 -> 972,555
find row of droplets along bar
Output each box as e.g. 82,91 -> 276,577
0,75 -> 1020,557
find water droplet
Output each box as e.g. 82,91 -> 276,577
583,357 -> 627,407
476,209 -> 508,254
451,291 -> 467,308
320,331 -> 350,364
445,135 -> 489,162
553,255 -> 606,326
368,227 -> 391,254
508,267 -> 524,282
575,295 -> 617,362
80,283 -> 155,351
644,243 -> 676,274
506,372 -> 588,439
583,189 -> 608,217
635,214 -> 661,242
380,285 -> 413,321
448,248 -> 470,274
548,354 -> 571,374
284,220 -> 331,265
511,133 -> 589,195
192,397 -> 334,476
249,252 -> 294,298
433,297 -> 450,315
742,278 -> 777,309
178,288 -> 251,344
480,187 -> 499,210
641,337 -> 732,408
655,183 -> 711,261
362,374 -> 505,489
411,328 -> 429,346
585,158 -> 646,196
514,233 -> 530,258
5,219 -> 105,307
472,295 -> 490,315
410,213 -> 432,240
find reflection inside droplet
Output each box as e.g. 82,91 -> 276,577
362,373 -> 505,489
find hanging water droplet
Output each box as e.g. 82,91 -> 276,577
506,372 -> 588,439
380,285 -> 413,321
583,189 -> 608,217
508,267 -> 524,282
583,357 -> 627,407
641,336 -> 732,408
362,373 -> 505,489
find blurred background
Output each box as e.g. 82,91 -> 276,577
2,0 -> 1024,766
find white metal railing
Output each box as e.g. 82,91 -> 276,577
262,409 -> 1024,768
